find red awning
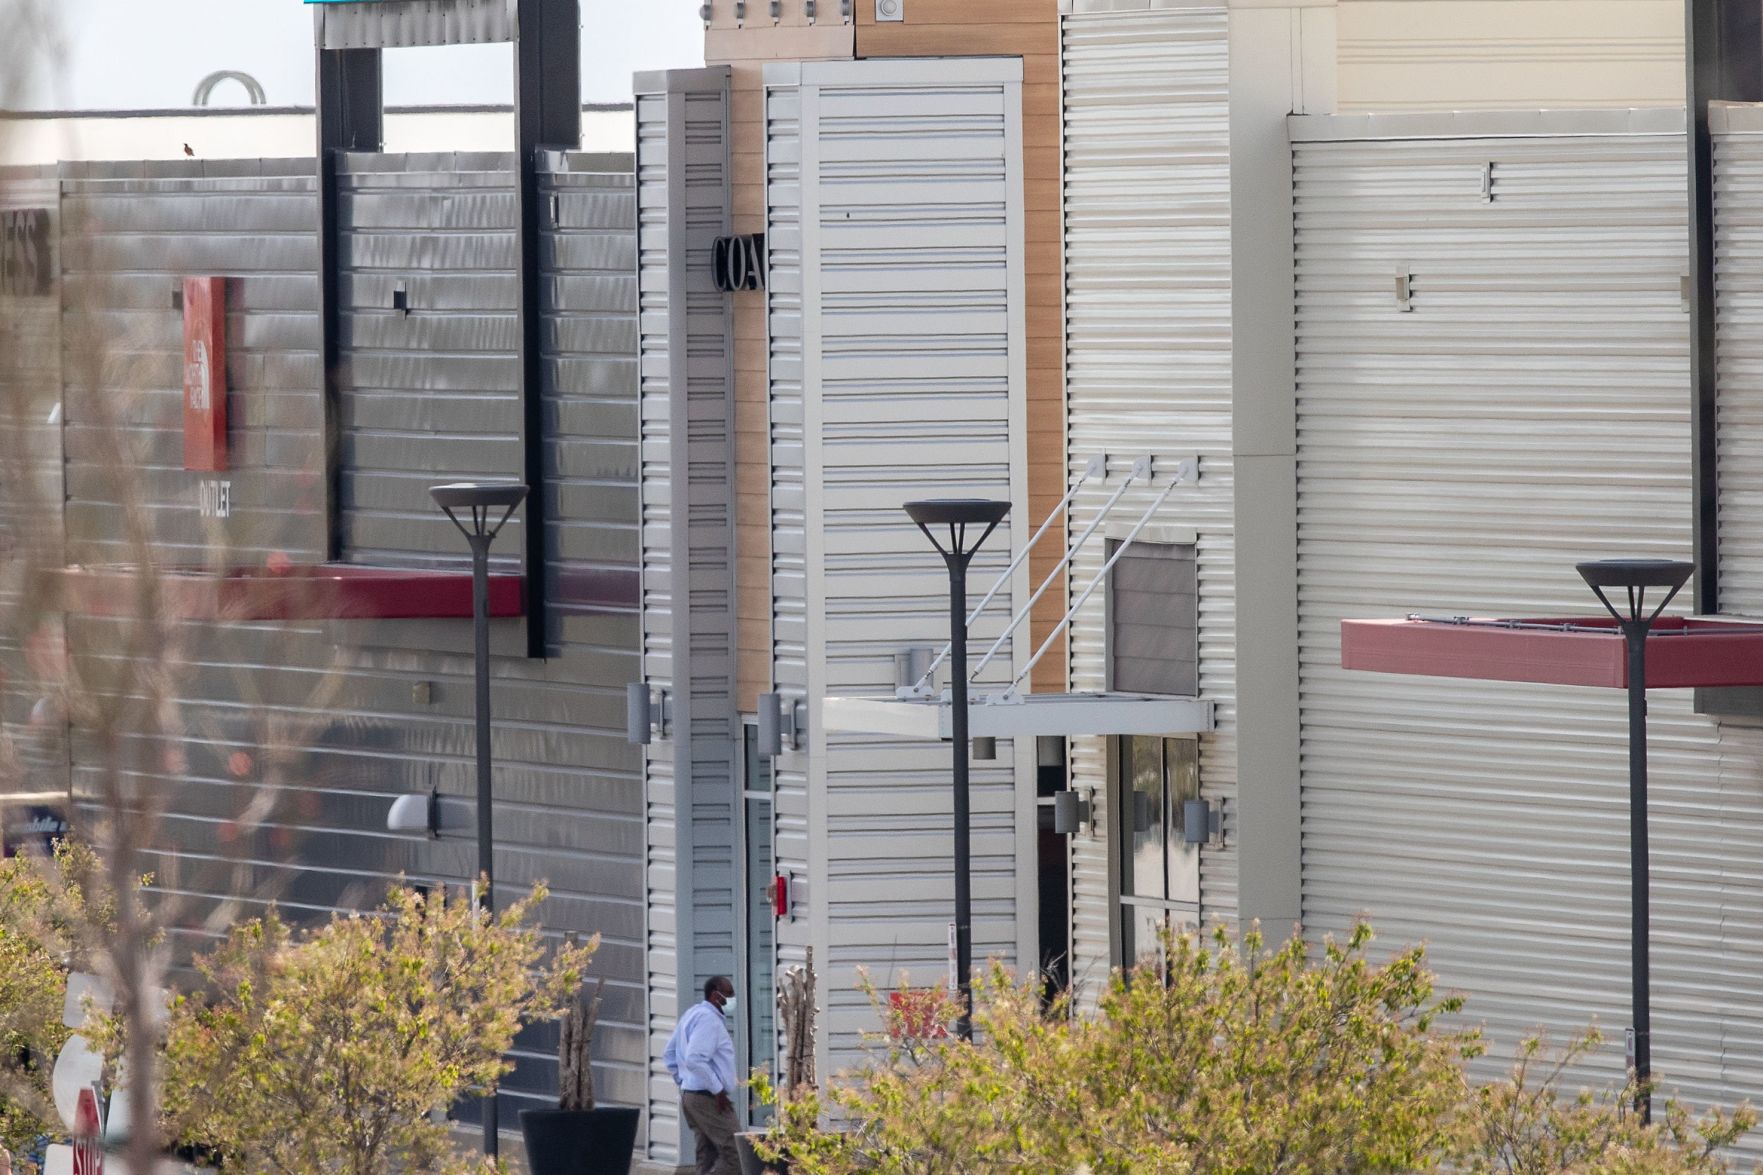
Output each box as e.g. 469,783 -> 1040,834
1340,615 -> 1763,689
60,564 -> 525,621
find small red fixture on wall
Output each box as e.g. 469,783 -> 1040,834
182,276 -> 227,471
773,873 -> 790,920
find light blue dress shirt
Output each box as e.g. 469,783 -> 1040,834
664,999 -> 737,1096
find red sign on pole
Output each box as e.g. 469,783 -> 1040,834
182,276 -> 227,472
72,1087 -> 103,1175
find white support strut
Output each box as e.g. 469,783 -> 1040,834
963,458 -> 1148,684
1002,468 -> 1189,700
910,455 -> 1105,694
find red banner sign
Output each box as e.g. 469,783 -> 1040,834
182,276 -> 227,472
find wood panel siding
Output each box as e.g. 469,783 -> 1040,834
704,19 -> 856,711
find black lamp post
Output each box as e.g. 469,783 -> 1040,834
432,480 -> 528,1157
905,498 -> 1011,1041
1575,557 -> 1694,1124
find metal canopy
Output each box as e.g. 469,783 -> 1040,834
823,691 -> 1216,740
1341,615 -> 1763,690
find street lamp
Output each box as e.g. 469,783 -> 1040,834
1575,556 -> 1694,1124
904,498 -> 1011,1041
431,480 -> 528,1157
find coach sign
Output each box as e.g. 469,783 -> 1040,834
182,277 -> 228,473
712,233 -> 766,292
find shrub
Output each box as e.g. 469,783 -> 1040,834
158,881 -> 593,1175
768,922 -> 1480,1174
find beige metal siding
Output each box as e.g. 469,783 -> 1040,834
1289,129 -> 1763,1124
1061,6 -> 1235,985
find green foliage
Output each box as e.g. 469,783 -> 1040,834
158,881 -> 594,1175
766,922 -> 1480,1174
1447,1028 -> 1759,1174
0,842 -> 114,1160
762,924 -> 1761,1175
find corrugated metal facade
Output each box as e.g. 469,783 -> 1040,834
0,169 -> 65,797
337,153 -> 524,570
763,71 -> 816,1030
1291,123 -> 1763,1127
1715,109 -> 1763,617
765,57 -> 1032,1069
1060,5 -> 1235,984
41,153 -> 647,1131
634,68 -> 737,1168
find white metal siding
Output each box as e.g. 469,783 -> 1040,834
1061,6 -> 1235,987
765,77 -> 816,994
766,57 -> 1031,1073
1290,130 -> 1763,1126
635,70 -> 735,1167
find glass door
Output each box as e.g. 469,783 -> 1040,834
1117,736 -> 1200,964
739,725 -> 776,1125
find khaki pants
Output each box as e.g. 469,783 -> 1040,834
680,1089 -> 741,1175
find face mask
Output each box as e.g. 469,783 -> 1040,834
722,997 -> 738,1018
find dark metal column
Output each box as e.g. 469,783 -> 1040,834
513,0 -> 582,657
1579,559 -> 1693,1126
468,527 -> 498,1154
433,482 -> 528,1159
1622,619 -> 1652,1122
906,499 -> 1011,1043
945,554 -> 974,1040
314,40 -> 381,561
1685,0 -> 1763,615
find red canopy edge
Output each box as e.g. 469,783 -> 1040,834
60,564 -> 526,621
1340,616 -> 1763,690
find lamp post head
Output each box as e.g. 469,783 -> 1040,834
431,481 -> 528,541
903,499 -> 1011,564
1576,558 -> 1694,626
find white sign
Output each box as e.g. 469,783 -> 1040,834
947,921 -> 957,994
197,479 -> 231,520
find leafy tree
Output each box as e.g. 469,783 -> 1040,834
156,881 -> 594,1175
0,842 -> 118,1165
1446,1028 -> 1759,1174
767,922 -> 1480,1174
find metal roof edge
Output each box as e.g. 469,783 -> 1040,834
1711,101 -> 1763,136
1288,106 -> 1685,143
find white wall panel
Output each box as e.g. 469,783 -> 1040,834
766,56 -> 1031,1075
1293,125 -> 1763,1136
635,68 -> 735,1168
1061,6 -> 1235,987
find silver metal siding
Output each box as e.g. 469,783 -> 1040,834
768,58 -> 1031,1071
764,76 -> 816,1000
51,155 -> 648,1127
634,71 -> 736,1167
337,153 -> 524,570
0,170 -> 67,797
1061,7 -> 1235,986
1291,133 -> 1763,1126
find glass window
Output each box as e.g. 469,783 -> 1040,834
1117,736 -> 1200,964
740,726 -> 776,1125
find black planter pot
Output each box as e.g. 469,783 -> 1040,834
736,1130 -> 790,1175
519,1106 -> 641,1175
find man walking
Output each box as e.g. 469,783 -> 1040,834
664,975 -> 741,1175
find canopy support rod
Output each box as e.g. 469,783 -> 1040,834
911,456 -> 1104,694
962,458 -> 1147,686
1003,471 -> 1187,701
